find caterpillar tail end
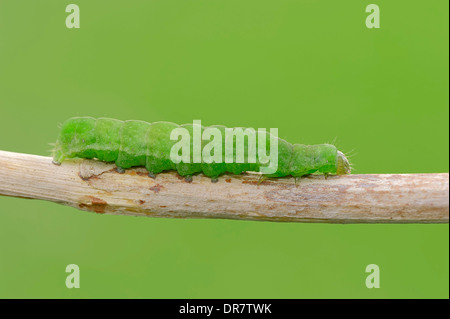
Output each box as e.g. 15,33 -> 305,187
336,151 -> 351,175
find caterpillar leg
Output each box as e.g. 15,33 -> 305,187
184,175 -> 193,183
324,172 -> 329,180
116,166 -> 126,174
52,160 -> 61,166
258,175 -> 267,185
294,174 -> 312,186
211,177 -> 219,183
148,172 -> 157,179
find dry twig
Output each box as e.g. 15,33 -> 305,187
0,150 -> 448,223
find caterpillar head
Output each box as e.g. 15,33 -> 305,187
336,151 -> 351,175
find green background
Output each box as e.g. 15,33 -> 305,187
0,0 -> 448,298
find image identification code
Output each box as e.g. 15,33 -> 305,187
179,303 -> 272,316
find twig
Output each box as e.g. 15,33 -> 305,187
0,150 -> 448,223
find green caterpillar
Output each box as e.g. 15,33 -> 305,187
52,117 -> 351,181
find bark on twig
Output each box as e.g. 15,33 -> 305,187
0,150 -> 448,223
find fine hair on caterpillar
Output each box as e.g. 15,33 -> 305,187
52,117 -> 351,182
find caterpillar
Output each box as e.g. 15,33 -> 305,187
52,117 -> 351,182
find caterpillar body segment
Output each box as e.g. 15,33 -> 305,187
53,117 -> 351,179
